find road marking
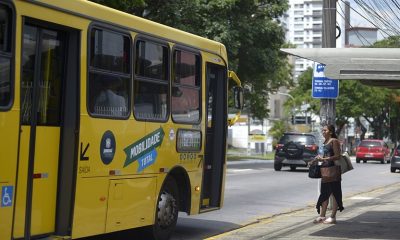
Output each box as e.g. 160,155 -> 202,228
349,196 -> 379,200
228,169 -> 252,173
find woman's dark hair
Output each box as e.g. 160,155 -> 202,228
327,124 -> 338,138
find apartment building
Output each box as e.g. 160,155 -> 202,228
285,0 -> 345,79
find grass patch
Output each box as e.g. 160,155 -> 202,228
227,151 -> 275,161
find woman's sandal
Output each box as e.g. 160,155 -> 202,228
323,217 -> 336,224
313,216 -> 326,223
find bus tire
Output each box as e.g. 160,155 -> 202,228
150,177 -> 179,240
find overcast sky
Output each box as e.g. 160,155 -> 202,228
347,0 -> 373,27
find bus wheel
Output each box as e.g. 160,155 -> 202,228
151,178 -> 179,240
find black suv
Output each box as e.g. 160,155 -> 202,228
274,132 -> 319,171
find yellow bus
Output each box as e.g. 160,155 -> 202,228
0,0 -> 243,239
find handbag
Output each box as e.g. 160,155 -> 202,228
321,165 -> 341,182
334,152 -> 354,174
308,162 -> 321,179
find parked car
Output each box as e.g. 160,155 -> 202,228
355,139 -> 390,164
391,145 -> 400,173
274,132 -> 318,171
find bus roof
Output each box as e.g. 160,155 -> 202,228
32,0 -> 227,60
281,48 -> 400,88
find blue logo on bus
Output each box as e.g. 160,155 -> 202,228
1,186 -> 13,207
100,130 -> 116,165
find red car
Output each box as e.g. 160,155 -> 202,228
356,139 -> 391,164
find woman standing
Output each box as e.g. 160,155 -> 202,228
313,124 -> 344,224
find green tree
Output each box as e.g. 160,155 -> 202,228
286,67 -> 319,116
268,119 -> 291,146
90,0 -> 293,120
90,0 -> 146,15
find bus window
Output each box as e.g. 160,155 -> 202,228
0,4 -> 12,109
88,28 -> 131,118
135,40 -> 168,80
172,50 -> 200,123
134,40 -> 168,121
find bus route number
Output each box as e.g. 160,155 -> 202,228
180,153 -> 197,163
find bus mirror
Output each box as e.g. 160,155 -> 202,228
233,86 -> 243,110
228,71 -> 243,126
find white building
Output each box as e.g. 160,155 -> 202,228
285,0 -> 346,79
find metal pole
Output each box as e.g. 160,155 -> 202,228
322,0 -> 337,211
320,0 -> 336,127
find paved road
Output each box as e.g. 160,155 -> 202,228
172,158 -> 400,240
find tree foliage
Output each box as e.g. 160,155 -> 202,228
268,119 -> 291,146
286,67 -> 319,115
90,0 -> 293,120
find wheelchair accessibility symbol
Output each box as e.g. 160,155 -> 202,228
1,186 -> 13,207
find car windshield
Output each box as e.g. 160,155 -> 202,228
279,134 -> 316,145
360,141 -> 381,147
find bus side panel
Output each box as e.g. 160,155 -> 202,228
72,116 -> 157,238
106,178 -> 157,232
187,171 -> 203,214
71,177 -> 108,238
146,120 -> 204,215
0,110 -> 20,240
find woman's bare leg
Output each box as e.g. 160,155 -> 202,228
320,199 -> 329,217
331,194 -> 338,218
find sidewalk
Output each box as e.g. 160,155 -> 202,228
207,182 -> 400,240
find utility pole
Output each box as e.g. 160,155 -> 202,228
322,0 -> 337,209
321,0 -> 337,126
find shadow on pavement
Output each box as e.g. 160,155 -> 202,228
311,211 -> 400,239
173,218 -> 241,240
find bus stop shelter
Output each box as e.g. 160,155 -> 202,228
281,48 -> 400,86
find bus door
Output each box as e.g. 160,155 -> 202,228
0,3 -> 17,240
14,20 -> 79,238
201,63 -> 227,209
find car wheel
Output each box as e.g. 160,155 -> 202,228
380,160 -> 384,164
356,158 -> 360,163
363,160 -> 367,163
387,160 -> 391,163
391,167 -> 396,173
274,163 -> 282,171
290,166 -> 297,171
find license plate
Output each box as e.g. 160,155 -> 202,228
365,154 -> 373,157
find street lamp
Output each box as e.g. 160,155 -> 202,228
277,91 -> 295,118
276,92 -> 294,101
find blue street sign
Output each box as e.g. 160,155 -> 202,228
312,63 -> 339,99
